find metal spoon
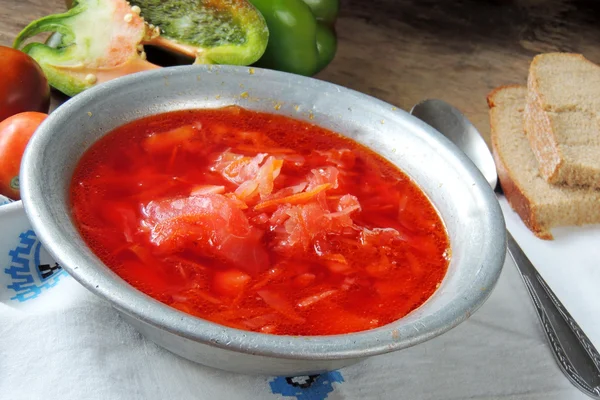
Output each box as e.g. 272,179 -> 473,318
411,99 -> 600,399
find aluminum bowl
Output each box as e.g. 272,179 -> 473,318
20,65 -> 506,376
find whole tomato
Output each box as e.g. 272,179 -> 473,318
0,112 -> 48,199
0,46 -> 50,122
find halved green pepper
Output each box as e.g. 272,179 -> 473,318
128,0 -> 269,65
247,0 -> 338,76
15,0 -> 269,96
14,0 -> 160,96
62,0 -> 269,65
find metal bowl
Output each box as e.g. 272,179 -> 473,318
20,65 -> 506,376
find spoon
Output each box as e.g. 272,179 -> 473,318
411,99 -> 600,399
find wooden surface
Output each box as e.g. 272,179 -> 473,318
2,0 -> 600,145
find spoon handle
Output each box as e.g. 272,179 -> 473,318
506,231 -> 600,399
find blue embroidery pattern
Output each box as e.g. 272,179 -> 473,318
270,371 -> 344,400
4,230 -> 66,302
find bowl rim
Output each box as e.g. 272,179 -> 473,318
21,64 -> 506,360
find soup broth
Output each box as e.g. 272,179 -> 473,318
71,106 -> 450,335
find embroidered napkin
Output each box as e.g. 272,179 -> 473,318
0,199 -> 595,400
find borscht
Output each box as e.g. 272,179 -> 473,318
70,106 -> 450,336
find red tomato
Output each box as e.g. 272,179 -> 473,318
0,47 -> 50,122
0,112 -> 48,199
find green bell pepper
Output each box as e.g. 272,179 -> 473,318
248,0 -> 338,76
15,0 -> 269,96
128,0 -> 269,65
14,0 -> 160,97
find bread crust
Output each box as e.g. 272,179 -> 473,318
487,85 -> 554,240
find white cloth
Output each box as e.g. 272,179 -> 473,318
0,197 -> 597,400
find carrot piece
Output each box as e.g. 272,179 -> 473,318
190,185 -> 226,196
164,255 -> 208,274
143,125 -> 197,152
266,182 -> 307,207
189,288 -> 223,305
254,183 -> 332,211
251,267 -> 283,290
321,253 -> 347,264
235,144 -> 295,154
297,290 -> 338,308
325,261 -> 353,274
320,253 -> 353,274
242,313 -> 280,329
213,269 -> 252,297
257,290 -> 305,323
293,273 -> 316,288
260,325 -> 277,334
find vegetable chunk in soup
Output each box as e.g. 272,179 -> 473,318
70,106 -> 450,336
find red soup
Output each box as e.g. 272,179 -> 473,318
71,106 -> 450,336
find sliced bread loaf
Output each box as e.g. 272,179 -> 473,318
488,85 -> 600,239
525,53 -> 600,188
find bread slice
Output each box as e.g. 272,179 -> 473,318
525,53 -> 600,188
488,85 -> 600,239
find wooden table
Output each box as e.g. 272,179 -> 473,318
2,0 -> 600,146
